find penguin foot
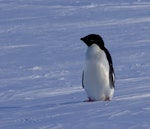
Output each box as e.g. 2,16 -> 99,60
84,97 -> 111,102
88,97 -> 96,102
84,97 -> 95,102
105,97 -> 111,101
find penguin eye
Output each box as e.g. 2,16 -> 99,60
90,39 -> 95,42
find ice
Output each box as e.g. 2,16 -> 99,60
0,0 -> 150,129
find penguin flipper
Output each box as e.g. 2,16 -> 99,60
82,71 -> 84,88
104,48 -> 115,88
109,64 -> 115,88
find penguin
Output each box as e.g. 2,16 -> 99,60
81,34 -> 115,101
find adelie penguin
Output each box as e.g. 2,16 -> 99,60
81,34 -> 115,101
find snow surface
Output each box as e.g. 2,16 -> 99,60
0,0 -> 150,129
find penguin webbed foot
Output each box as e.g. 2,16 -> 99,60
84,97 -> 111,102
104,97 -> 111,101
88,97 -> 95,102
84,97 -> 95,102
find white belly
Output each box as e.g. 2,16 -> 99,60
84,44 -> 114,101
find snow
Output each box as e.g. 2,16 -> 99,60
0,0 -> 150,129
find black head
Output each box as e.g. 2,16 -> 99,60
80,34 -> 105,49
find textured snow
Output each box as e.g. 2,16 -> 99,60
0,0 -> 150,129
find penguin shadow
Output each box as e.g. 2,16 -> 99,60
58,100 -> 83,106
0,106 -> 21,110
0,99 -> 108,111
51,99 -> 98,107
57,99 -> 105,106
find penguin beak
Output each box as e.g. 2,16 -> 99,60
80,37 -> 84,41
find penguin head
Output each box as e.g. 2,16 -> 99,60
80,34 -> 105,49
